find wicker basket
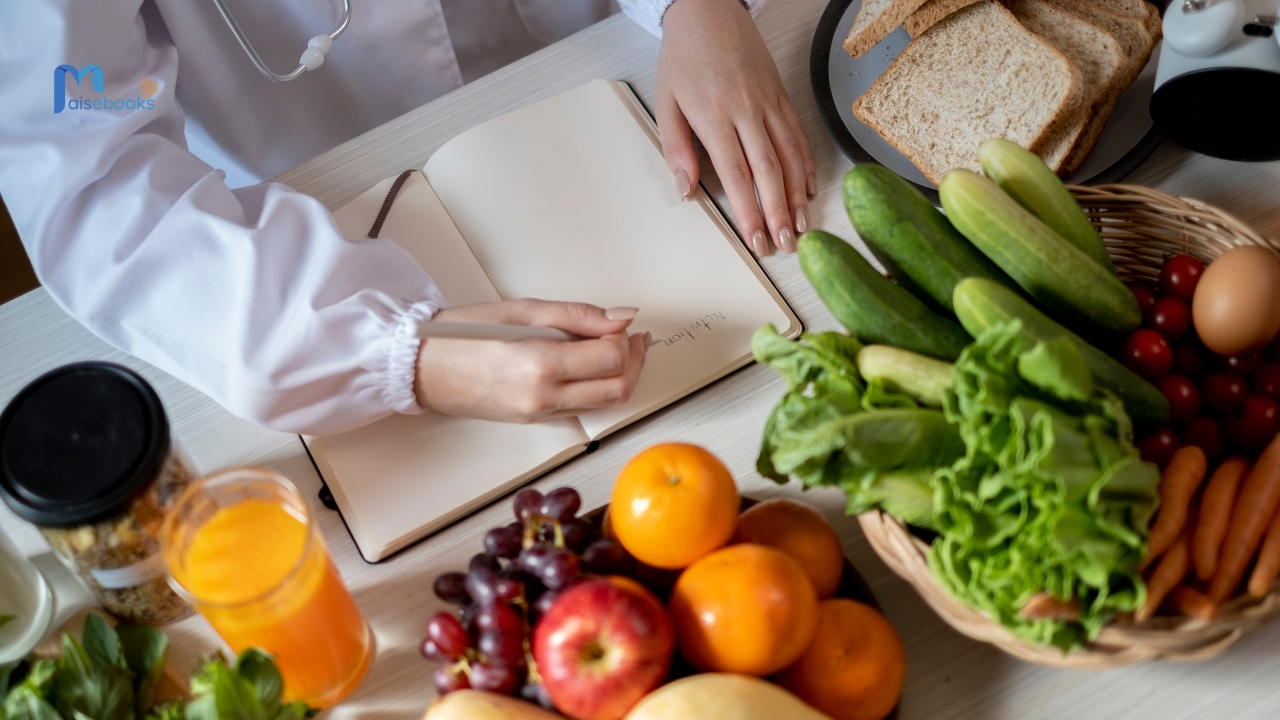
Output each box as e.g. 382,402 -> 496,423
860,183 -> 1280,669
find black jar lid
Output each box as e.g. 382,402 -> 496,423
0,362 -> 170,527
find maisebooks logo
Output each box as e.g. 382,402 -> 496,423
54,64 -> 159,113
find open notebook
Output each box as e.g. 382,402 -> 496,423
306,80 -> 801,562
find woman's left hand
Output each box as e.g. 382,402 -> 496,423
656,0 -> 815,257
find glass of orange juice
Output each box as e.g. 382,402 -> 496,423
161,467 -> 373,707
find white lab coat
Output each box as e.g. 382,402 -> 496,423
0,0 -> 763,436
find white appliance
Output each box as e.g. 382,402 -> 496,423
1152,0 -> 1280,160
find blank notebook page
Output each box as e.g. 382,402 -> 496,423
425,80 -> 797,438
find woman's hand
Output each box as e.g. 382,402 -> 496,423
414,300 -> 648,423
657,0 -> 816,257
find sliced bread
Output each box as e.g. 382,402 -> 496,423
904,0 -> 984,37
852,1 -> 1084,184
844,0 -> 931,58
1041,0 -> 1159,172
1011,0 -> 1126,174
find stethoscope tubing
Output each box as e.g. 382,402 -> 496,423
209,0 -> 351,82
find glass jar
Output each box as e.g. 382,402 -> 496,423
0,362 -> 195,625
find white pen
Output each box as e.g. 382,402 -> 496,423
409,320 -> 656,349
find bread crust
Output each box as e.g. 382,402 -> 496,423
843,0 -> 932,58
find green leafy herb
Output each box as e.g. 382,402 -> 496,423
186,650 -> 314,720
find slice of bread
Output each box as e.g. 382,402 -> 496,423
904,0 -> 984,37
1089,0 -> 1149,19
1011,0 -> 1126,174
844,0 -> 931,58
852,1 -> 1084,185
1041,0 -> 1160,172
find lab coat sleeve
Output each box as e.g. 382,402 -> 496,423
617,0 -> 767,37
0,1 -> 447,437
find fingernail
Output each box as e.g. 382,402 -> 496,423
806,174 -> 817,198
643,331 -> 653,350
751,230 -> 772,257
675,168 -> 691,200
606,307 -> 639,321
779,226 -> 797,253
795,206 -> 809,234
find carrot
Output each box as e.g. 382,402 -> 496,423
1194,457 -> 1251,581
1019,592 -> 1080,621
1210,434 -> 1280,602
1144,446 -> 1208,568
1168,586 -> 1217,621
1248,501 -> 1280,598
1138,529 -> 1191,621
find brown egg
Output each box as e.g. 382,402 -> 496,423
1193,246 -> 1280,355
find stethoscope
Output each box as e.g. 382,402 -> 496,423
210,0 -> 351,82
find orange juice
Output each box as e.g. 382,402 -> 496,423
163,468 -> 372,707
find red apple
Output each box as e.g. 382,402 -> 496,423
532,576 -> 674,720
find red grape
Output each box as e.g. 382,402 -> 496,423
1224,350 -> 1265,376
1226,397 -> 1280,450
433,572 -> 471,606
561,518 -> 591,552
470,553 -> 501,574
1159,255 -> 1204,300
478,631 -> 525,666
1181,417 -> 1225,461
517,544 -> 552,575
533,589 -> 560,618
484,524 -> 524,559
466,567 -> 501,607
421,638 -> 450,662
426,612 -> 470,659
1146,297 -> 1192,341
1159,375 -> 1202,422
470,661 -> 521,694
1129,284 -> 1158,315
1139,427 -> 1180,468
1203,371 -> 1249,413
540,487 -> 582,521
460,603 -> 479,636
514,488 -> 544,522
476,604 -> 524,635
1256,363 -> 1280,402
433,665 -> 470,695
582,539 -> 636,576
539,548 -> 580,590
1173,343 -> 1210,378
1122,329 -> 1173,381
493,576 -> 524,603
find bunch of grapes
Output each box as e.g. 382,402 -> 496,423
422,486 -> 639,702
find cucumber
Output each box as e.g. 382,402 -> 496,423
798,230 -> 970,361
842,164 -> 1020,312
939,169 -> 1141,334
978,139 -> 1116,274
857,345 -> 952,407
952,277 -> 1169,424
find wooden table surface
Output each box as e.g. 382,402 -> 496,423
5,2 -> 1280,718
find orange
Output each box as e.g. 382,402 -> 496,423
668,543 -> 819,676
733,498 -> 845,598
610,443 -> 739,569
776,599 -> 906,720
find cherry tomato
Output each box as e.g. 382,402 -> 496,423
1159,254 -> 1205,300
1128,284 -> 1158,316
1145,296 -> 1192,341
1159,374 -> 1202,422
1226,396 -> 1280,450
1174,343 -> 1210,378
1203,371 -> 1249,413
1256,363 -> 1280,402
1181,417 -> 1225,461
1121,329 -> 1173,382
1224,350 -> 1265,376
1139,427 -> 1180,468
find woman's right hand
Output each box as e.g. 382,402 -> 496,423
413,299 -> 648,423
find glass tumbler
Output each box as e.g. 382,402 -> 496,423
161,467 -> 373,707
0,525 -> 53,663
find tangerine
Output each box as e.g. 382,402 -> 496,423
733,498 -> 845,598
668,543 -> 818,676
776,599 -> 906,720
610,443 -> 738,569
